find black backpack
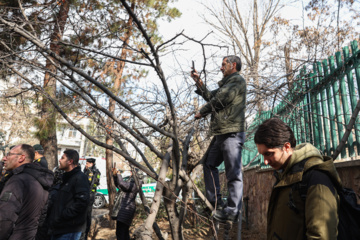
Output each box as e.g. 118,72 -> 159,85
289,168 -> 360,240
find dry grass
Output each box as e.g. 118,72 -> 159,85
88,208 -> 265,240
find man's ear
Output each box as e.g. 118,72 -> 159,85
232,62 -> 237,70
18,155 -> 26,164
284,142 -> 292,152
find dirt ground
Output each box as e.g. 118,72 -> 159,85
90,209 -> 265,240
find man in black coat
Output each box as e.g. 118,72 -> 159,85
0,144 -> 54,240
112,168 -> 139,240
33,144 -> 49,169
47,149 -> 89,240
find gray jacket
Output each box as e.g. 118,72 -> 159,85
113,174 -> 139,226
196,72 -> 246,135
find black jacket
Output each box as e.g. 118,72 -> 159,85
48,166 -> 90,235
33,156 -> 48,169
84,165 -> 101,194
0,163 -> 54,240
113,174 -> 139,226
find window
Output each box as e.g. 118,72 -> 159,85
68,128 -> 77,138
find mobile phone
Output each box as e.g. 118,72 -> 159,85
113,162 -> 116,168
192,60 -> 195,72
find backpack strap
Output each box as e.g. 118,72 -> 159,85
287,169 -> 312,214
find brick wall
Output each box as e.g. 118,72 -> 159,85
242,160 -> 360,233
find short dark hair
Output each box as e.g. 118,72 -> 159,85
36,150 -> 44,155
254,118 -> 296,148
63,149 -> 79,165
224,55 -> 242,71
19,144 -> 35,162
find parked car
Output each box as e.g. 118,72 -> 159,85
93,192 -> 107,209
93,181 -> 157,208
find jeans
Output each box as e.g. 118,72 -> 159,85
203,132 -> 245,215
51,232 -> 82,240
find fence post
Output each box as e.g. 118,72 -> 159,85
328,56 -> 347,159
322,59 -> 338,156
335,51 -> 355,157
316,62 -> 331,156
309,72 -> 321,149
350,40 -> 360,155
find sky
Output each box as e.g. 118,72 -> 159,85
148,0 -> 225,91
155,0 -> 302,74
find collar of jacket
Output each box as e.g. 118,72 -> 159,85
11,163 -> 54,190
62,165 -> 81,184
218,72 -> 239,87
12,163 -> 43,175
283,143 -> 323,176
90,165 -> 98,171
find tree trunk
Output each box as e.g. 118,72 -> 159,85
40,0 -> 70,170
105,7 -> 134,227
164,192 -> 183,240
105,138 -> 117,228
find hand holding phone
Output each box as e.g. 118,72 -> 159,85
190,61 -> 203,87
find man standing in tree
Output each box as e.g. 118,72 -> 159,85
191,55 -> 246,222
80,158 -> 101,240
254,118 -> 339,239
47,149 -> 89,240
33,144 -> 49,169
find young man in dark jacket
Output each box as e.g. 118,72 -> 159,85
47,149 -> 90,240
0,144 -> 54,240
191,55 -> 246,222
112,168 -> 139,240
255,118 -> 340,240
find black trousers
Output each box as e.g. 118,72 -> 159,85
80,194 -> 95,240
116,221 -> 130,240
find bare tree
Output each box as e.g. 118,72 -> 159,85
0,1 -> 223,239
202,0 -> 287,114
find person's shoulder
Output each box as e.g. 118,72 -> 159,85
5,170 -> 33,189
232,73 -> 246,82
68,168 -> 87,180
305,169 -> 336,195
76,170 -> 91,183
226,73 -> 245,84
76,170 -> 88,178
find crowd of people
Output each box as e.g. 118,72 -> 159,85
0,54 -> 344,240
0,143 -> 141,240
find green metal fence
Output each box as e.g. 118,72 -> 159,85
242,39 -> 360,169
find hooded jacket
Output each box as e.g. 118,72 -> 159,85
0,163 -> 54,240
267,143 -> 341,240
196,72 -> 246,135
